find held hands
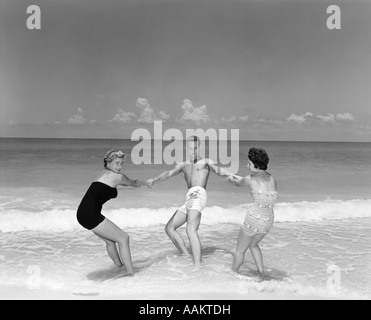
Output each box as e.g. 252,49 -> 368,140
227,175 -> 241,187
144,179 -> 155,189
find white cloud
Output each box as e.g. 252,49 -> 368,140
316,113 -> 355,123
257,118 -> 283,125
136,98 -> 155,123
287,112 -> 355,125
287,112 -> 314,124
158,111 -> 171,120
136,98 -> 170,123
111,109 -> 137,124
180,99 -> 211,124
221,116 -> 237,123
68,108 -> 88,125
335,113 -> 355,121
110,99 -> 170,124
221,115 -> 249,123
316,114 -> 336,123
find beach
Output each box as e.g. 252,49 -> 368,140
0,138 -> 370,300
0,286 -> 335,300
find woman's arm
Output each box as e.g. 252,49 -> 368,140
207,159 -> 234,178
227,175 -> 252,187
119,174 -> 151,188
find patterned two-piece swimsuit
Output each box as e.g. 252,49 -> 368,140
242,190 -> 278,235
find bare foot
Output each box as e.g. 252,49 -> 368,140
254,272 -> 266,282
126,271 -> 135,277
182,252 -> 191,258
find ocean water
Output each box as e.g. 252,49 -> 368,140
0,138 -> 370,299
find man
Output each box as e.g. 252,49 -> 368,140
148,136 -> 233,266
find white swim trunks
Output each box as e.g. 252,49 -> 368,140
178,187 -> 208,214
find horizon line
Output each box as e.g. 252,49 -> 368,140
0,137 -> 370,143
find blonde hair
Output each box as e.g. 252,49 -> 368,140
187,136 -> 201,145
104,150 -> 126,168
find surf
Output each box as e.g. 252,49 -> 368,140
0,198 -> 371,232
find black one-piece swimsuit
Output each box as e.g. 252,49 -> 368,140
77,182 -> 118,230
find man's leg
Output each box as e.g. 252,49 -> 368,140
165,210 -> 189,256
186,210 -> 202,266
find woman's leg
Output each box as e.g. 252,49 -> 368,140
92,218 -> 134,274
232,228 -> 253,273
249,233 -> 266,276
93,232 -> 123,267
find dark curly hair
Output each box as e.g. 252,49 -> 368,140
248,147 -> 269,170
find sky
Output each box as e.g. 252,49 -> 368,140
0,0 -> 371,141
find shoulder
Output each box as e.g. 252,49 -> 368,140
264,172 -> 275,182
116,172 -> 130,183
240,175 -> 252,186
204,158 -> 215,166
175,162 -> 187,170
176,161 -> 188,167
97,172 -> 124,187
244,175 -> 253,183
269,175 -> 277,188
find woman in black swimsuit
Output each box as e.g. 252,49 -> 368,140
77,150 -> 151,275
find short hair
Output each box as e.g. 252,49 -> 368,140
187,136 -> 201,145
248,148 -> 269,170
104,149 -> 126,168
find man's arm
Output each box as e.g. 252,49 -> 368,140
207,159 -> 234,178
151,163 -> 184,185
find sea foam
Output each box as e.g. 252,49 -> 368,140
0,199 -> 370,232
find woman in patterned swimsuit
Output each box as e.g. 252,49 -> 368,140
228,148 -> 277,281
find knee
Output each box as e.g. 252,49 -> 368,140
235,247 -> 247,255
165,224 -> 172,236
118,234 -> 130,245
105,241 -> 116,249
186,224 -> 197,236
165,223 -> 176,236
